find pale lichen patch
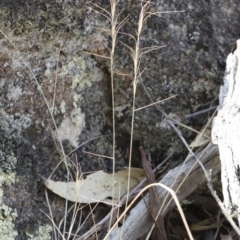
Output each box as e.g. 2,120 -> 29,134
70,55 -> 103,90
52,54 -> 103,148
0,167 -> 18,240
0,110 -> 32,138
72,73 -> 92,89
71,108 -> 85,126
56,113 -> 85,148
27,224 -> 52,240
114,104 -> 131,118
59,100 -> 66,114
7,85 -> 22,101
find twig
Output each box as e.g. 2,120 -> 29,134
134,95 -> 178,111
185,106 -> 217,119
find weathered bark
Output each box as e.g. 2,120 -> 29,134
107,144 -> 220,240
212,39 -> 240,226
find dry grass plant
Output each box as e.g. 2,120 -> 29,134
0,0 -> 227,239
0,0 -> 189,239
79,0 -> 194,239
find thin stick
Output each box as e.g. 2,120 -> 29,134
185,106 -> 217,118
44,189 -> 58,239
82,151 -> 114,160
134,95 -> 178,111
67,134 -> 111,156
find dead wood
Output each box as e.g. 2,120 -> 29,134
140,146 -> 167,240
212,39 -> 240,227
107,144 -> 220,240
77,151 -> 174,240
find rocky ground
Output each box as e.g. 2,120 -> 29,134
0,0 -> 240,239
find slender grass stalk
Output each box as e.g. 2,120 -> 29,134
117,1 -> 185,237
119,2 -> 146,235
91,1 -> 130,232
44,189 -> 58,239
120,2 -> 168,235
91,1 -> 129,167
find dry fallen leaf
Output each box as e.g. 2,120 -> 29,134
43,168 -> 144,204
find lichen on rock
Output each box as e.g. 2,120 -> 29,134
0,0 -> 239,238
0,143 -> 18,239
27,224 -> 52,240
56,113 -> 85,148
